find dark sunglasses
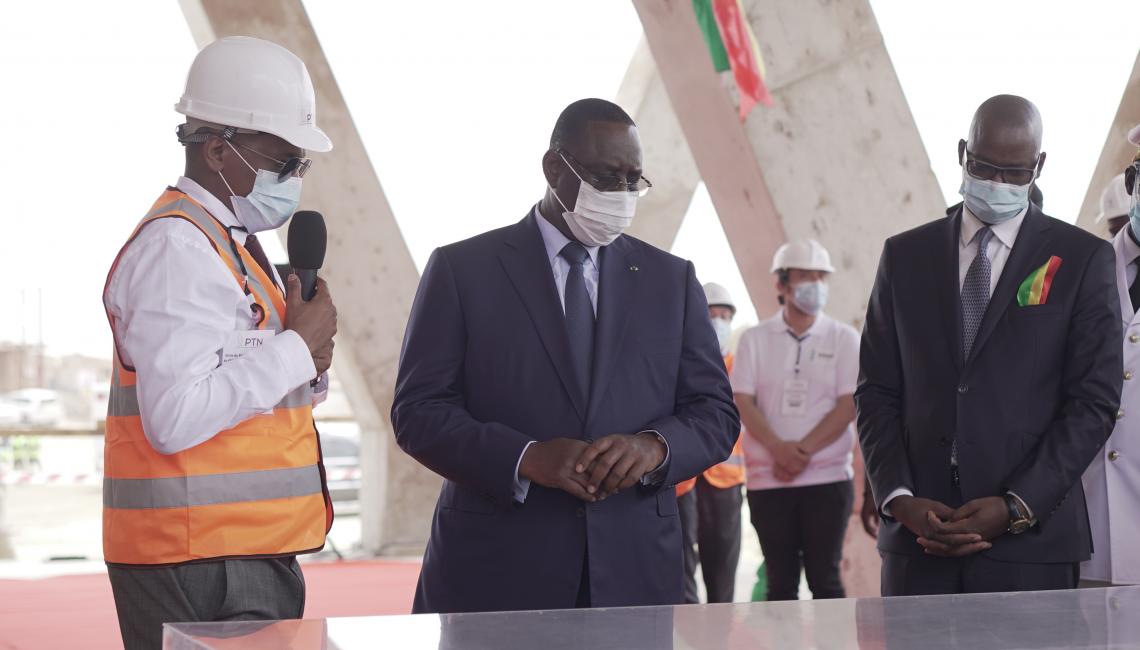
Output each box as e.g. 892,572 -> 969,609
233,142 -> 312,182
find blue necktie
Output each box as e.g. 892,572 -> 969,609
560,242 -> 595,405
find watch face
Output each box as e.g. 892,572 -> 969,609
1010,519 -> 1031,535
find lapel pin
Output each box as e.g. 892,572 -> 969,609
629,265 -> 639,272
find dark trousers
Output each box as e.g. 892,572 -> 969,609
747,480 -> 854,601
679,475 -> 743,603
881,550 -> 1079,596
107,557 -> 305,650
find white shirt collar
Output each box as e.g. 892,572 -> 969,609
534,203 -> 600,268
175,176 -> 246,243
960,202 -> 1028,251
1118,223 -> 1140,265
762,309 -> 828,336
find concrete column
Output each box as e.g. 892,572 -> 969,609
616,39 -> 701,251
179,0 -> 439,555
1075,50 -> 1140,238
632,0 -> 946,595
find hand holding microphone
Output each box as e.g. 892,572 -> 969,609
284,211 -> 337,375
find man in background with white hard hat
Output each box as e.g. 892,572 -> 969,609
676,283 -> 746,603
1082,128 -> 1140,588
102,36 -> 338,648
732,240 -> 860,600
1095,172 -> 1131,238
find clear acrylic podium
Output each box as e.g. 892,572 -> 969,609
164,586 -> 1140,649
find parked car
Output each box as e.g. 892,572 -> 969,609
319,432 -> 361,508
3,388 -> 64,428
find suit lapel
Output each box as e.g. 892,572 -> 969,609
585,236 -> 639,425
939,207 -> 964,374
498,212 -> 587,422
966,204 -> 1052,366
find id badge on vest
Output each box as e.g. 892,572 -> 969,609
781,378 -> 809,417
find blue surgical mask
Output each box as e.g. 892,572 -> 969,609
219,141 -> 303,233
959,167 -> 1032,226
792,281 -> 828,315
711,317 -> 732,353
1130,175 -> 1140,239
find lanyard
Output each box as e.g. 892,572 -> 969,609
786,329 -> 810,377
226,226 -> 266,327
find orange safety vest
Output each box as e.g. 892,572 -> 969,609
677,354 -> 745,497
102,188 -> 332,566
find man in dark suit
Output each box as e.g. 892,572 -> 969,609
856,94 -> 1122,595
392,98 -> 739,613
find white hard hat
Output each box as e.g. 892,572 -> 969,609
703,282 -> 735,312
1096,173 -> 1130,224
175,36 -> 332,152
771,239 -> 835,274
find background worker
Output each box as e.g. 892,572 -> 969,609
677,282 -> 746,604
733,240 -> 860,601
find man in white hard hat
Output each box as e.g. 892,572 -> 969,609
732,240 -> 860,600
102,36 -> 338,648
1082,130 -> 1140,587
1096,172 -> 1131,238
676,282 -> 746,603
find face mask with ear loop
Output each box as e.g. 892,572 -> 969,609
547,152 -> 638,247
217,140 -> 303,234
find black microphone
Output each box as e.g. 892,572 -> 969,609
287,211 -> 327,301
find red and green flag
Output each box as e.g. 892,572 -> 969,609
692,0 -> 773,121
1017,256 -> 1063,306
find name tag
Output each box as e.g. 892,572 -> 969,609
221,330 -> 275,365
221,330 -> 276,415
781,378 -> 809,416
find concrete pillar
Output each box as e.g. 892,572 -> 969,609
1075,49 -> 1140,238
632,0 -> 946,596
178,0 -> 439,555
616,39 -> 701,251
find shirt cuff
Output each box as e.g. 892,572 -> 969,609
1006,490 -> 1037,525
881,486 -> 913,518
266,329 -> 318,388
513,441 -> 536,503
311,372 -> 329,407
638,430 -> 670,487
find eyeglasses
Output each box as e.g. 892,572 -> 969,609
233,143 -> 312,182
558,149 -> 652,195
964,152 -> 1038,186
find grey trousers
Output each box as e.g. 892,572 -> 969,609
107,557 -> 306,650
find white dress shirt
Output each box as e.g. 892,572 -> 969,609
882,203 -> 1030,515
535,204 -> 600,313
104,177 -> 322,455
1123,227 -> 1140,290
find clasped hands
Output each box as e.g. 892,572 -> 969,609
890,495 -> 1010,557
518,433 -> 667,502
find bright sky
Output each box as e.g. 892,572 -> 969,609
1,1 -> 1136,357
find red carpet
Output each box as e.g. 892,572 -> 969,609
0,560 -> 420,650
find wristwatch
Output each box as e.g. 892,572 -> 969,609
1004,494 -> 1032,535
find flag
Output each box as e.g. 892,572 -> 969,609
693,0 -> 773,121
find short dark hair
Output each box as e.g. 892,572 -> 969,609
550,98 -> 635,151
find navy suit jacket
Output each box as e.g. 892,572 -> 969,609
392,211 -> 739,613
856,203 -> 1122,565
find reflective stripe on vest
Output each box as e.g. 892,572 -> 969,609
102,188 -> 331,566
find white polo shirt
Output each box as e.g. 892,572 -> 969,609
732,311 -> 860,491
